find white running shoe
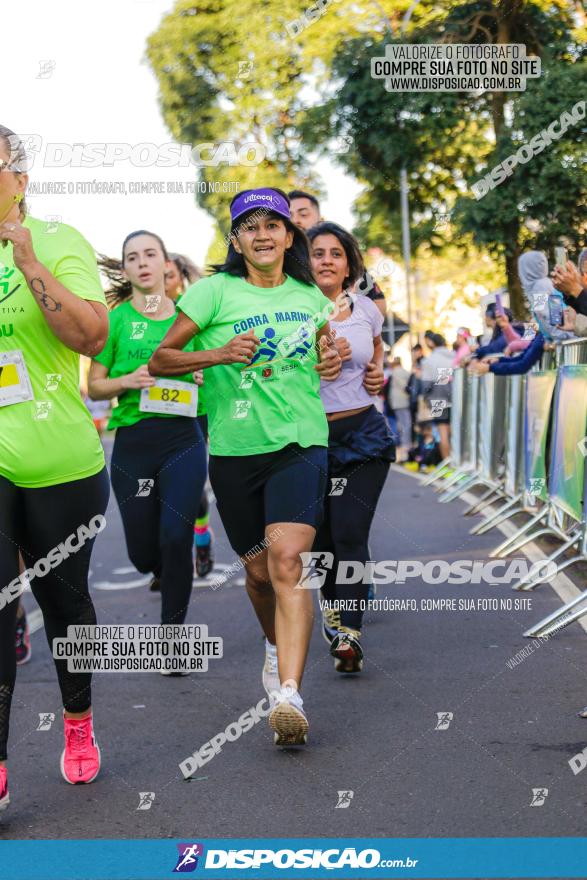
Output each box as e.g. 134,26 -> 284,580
268,687 -> 308,746
262,641 -> 280,700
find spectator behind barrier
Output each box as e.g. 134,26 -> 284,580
470,304 -> 524,360
469,332 -> 545,377
552,248 -> 587,317
452,327 -> 473,367
518,251 -> 573,342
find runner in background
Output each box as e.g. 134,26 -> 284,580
150,187 -> 342,745
0,126 -> 110,805
308,221 -> 395,673
165,254 -> 213,578
165,253 -> 203,304
421,332 -> 454,461
288,189 -> 387,317
288,190 -> 321,231
89,232 -> 207,658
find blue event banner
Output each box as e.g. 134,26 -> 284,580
1,838 -> 587,879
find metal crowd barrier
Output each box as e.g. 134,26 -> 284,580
428,338 -> 587,640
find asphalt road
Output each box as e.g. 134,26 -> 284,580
2,445 -> 587,847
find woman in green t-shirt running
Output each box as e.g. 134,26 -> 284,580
150,187 -> 342,746
88,231 -> 207,642
0,126 -> 110,808
164,254 -> 214,579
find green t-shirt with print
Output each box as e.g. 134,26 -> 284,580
178,272 -> 331,456
0,215 -> 106,488
95,300 -> 197,430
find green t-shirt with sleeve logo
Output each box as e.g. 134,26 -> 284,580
94,300 -> 197,430
178,272 -> 331,456
0,215 -> 106,488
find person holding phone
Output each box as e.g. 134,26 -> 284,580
88,231 -> 207,644
552,249 -> 587,316
518,251 -> 573,342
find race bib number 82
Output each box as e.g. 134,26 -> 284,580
139,379 -> 197,417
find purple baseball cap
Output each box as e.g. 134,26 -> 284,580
230,188 -> 291,224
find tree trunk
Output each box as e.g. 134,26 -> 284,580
494,0 -> 526,319
505,242 -> 526,318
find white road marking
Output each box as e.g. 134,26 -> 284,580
93,575 -> 152,591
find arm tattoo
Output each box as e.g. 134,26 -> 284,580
30,276 -> 62,312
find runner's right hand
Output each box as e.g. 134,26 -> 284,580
120,365 -> 157,390
217,330 -> 260,365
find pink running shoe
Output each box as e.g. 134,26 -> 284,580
0,765 -> 9,811
60,714 -> 101,784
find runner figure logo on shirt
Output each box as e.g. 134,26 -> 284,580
279,324 -> 314,360
173,843 -> 204,873
130,321 -> 148,340
249,328 -> 279,366
239,371 -> 256,390
248,326 -> 313,367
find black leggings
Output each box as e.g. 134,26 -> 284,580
0,468 -> 110,761
196,414 -> 209,522
110,417 -> 207,624
315,412 -> 390,630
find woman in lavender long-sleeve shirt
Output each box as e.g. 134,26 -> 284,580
307,222 -> 395,674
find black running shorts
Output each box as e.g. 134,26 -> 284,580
208,443 -> 328,557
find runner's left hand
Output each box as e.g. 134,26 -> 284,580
363,362 -> 384,395
0,219 -> 37,270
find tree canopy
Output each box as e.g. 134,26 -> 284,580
146,0 -> 586,315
